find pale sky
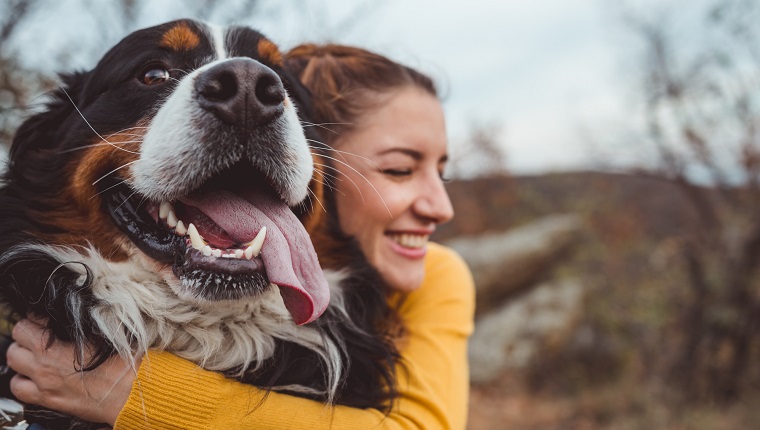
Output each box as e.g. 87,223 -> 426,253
10,0 -> 679,174
245,0 -> 633,174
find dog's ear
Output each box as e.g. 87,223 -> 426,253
278,68 -> 328,224
9,71 -> 90,165
280,69 -> 318,139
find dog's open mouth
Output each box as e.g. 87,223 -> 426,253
102,164 -> 327,325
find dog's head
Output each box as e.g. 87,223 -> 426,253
6,19 -> 328,325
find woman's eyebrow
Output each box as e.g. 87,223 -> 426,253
377,147 -> 423,160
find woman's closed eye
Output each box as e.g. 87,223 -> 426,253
383,168 -> 413,177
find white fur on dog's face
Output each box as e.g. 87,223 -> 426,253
131,58 -> 313,207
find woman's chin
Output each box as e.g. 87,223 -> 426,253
386,268 -> 425,292
378,238 -> 426,291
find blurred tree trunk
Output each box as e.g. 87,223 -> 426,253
624,0 -> 760,403
0,0 -> 44,150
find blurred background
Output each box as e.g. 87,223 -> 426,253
2,0 -> 760,428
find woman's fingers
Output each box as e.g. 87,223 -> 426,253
10,318 -> 47,352
9,373 -> 42,405
6,341 -> 38,378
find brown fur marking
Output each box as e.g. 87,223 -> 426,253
161,23 -> 201,51
257,38 -> 283,66
41,130 -> 147,260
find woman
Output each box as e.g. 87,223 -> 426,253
7,44 -> 475,429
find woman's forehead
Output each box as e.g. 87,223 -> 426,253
347,89 -> 447,155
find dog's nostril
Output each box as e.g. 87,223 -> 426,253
256,74 -> 285,107
198,71 -> 238,102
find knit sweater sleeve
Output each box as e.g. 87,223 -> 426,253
114,243 -> 475,430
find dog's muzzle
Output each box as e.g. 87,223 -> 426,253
113,56 -> 327,325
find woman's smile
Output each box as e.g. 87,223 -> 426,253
385,231 -> 432,259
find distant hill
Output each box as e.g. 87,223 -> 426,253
435,171 -> 700,242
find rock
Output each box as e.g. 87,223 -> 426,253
446,214 -> 582,314
468,279 -> 584,384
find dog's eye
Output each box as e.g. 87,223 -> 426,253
142,68 -> 171,85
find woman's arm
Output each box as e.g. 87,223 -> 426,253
116,243 -> 475,430
8,244 -> 474,429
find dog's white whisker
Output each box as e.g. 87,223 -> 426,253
92,160 -> 138,185
105,125 -> 150,135
91,179 -> 129,200
59,86 -> 141,155
302,188 -> 314,209
307,188 -> 327,213
312,165 -> 344,183
309,141 -> 383,170
313,163 -> 353,198
59,141 -> 142,154
102,137 -> 144,141
98,135 -> 145,142
308,141 -> 348,165
300,121 -> 352,135
317,176 -> 338,193
311,166 -> 344,194
115,190 -> 139,212
315,155 -> 392,218
168,68 -> 191,77
135,195 -> 149,213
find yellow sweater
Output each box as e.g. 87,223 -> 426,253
115,243 -> 475,429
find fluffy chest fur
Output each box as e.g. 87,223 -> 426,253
31,244 -> 343,386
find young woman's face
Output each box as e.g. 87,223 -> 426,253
331,87 -> 454,291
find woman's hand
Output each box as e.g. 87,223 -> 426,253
6,318 -> 138,426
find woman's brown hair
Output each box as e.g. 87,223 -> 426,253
284,43 -> 437,139
283,44 -> 432,410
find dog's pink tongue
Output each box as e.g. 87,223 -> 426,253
181,189 -> 329,325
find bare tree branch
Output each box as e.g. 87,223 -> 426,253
617,0 -> 760,402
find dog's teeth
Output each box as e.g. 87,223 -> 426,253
202,245 -> 212,257
245,226 -> 267,259
175,220 -> 187,236
159,202 -> 172,220
167,211 -> 179,228
188,224 -> 205,250
211,249 -> 222,258
235,249 -> 244,259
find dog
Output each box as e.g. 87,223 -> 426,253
0,19 -> 398,427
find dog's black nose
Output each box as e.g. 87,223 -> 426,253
195,58 -> 285,127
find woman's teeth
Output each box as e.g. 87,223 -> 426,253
389,234 -> 429,249
158,201 -> 266,260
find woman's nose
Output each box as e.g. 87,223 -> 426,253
414,175 -> 454,224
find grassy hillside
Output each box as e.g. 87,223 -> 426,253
448,172 -> 760,429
